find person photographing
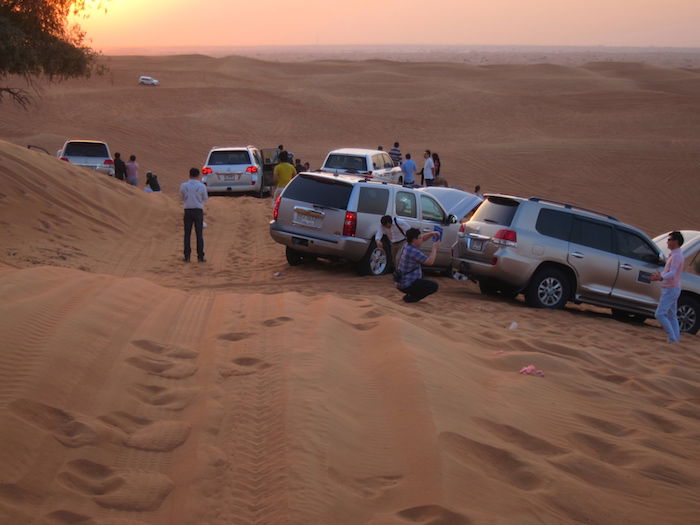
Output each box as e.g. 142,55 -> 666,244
395,228 -> 441,303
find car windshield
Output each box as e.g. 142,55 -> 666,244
64,142 -> 108,157
283,175 -> 353,209
470,196 -> 519,226
208,151 -> 251,165
324,154 -> 367,173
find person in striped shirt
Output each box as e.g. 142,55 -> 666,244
389,142 -> 402,166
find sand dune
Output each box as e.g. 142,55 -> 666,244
0,54 -> 699,524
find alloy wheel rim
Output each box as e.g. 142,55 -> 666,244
537,277 -> 563,306
370,248 -> 387,274
677,304 -> 696,332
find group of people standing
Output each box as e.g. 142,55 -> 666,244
113,152 -> 161,192
380,142 -> 442,187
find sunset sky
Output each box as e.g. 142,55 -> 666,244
74,0 -> 700,51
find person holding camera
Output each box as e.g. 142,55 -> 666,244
395,227 -> 441,303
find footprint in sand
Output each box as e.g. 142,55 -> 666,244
219,357 -> 272,378
8,399 -> 99,448
128,384 -> 199,411
395,505 -> 472,524
328,468 -> 403,499
439,431 -> 544,491
575,414 -> 635,437
634,410 -> 683,434
131,339 -> 199,359
261,316 -> 293,327
360,308 -> 384,319
126,355 -> 197,379
218,332 -> 253,342
565,432 -> 639,466
47,509 -> 151,524
57,459 -> 173,512
97,411 -> 190,452
472,417 -> 569,456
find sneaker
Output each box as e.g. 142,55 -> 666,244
198,257 -> 207,263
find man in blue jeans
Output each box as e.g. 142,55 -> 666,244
179,168 -> 208,263
396,228 -> 441,303
650,231 -> 685,343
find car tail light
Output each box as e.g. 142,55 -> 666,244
103,159 -> 114,166
202,167 -> 212,175
272,196 -> 281,220
459,223 -> 466,233
246,166 -> 258,173
343,211 -> 357,237
60,157 -> 69,162
493,229 -> 517,247
492,257 -> 498,265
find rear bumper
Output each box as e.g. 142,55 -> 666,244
269,221 -> 369,261
451,246 -> 534,289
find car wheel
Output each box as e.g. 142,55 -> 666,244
677,295 -> 699,334
525,268 -> 570,309
479,280 -> 500,296
359,241 -> 388,276
257,180 -> 265,199
285,247 -> 304,266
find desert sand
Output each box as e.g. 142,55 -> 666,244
0,54 -> 699,524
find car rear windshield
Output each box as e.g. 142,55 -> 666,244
208,150 -> 251,165
470,196 -> 519,226
283,175 -> 353,210
324,154 -> 368,173
64,142 -> 108,157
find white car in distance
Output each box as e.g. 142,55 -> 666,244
138,76 -> 159,86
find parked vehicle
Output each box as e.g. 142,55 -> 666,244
321,148 -> 403,184
269,172 -> 463,275
653,230 -> 700,334
201,146 -> 272,197
56,140 -> 114,176
451,195 -> 699,334
138,76 -> 159,86
420,186 -> 483,223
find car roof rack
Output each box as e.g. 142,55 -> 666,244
529,197 -> 618,221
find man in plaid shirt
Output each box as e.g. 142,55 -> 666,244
396,228 -> 441,303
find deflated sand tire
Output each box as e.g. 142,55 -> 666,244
525,267 -> 570,309
359,240 -> 388,276
285,247 -> 304,266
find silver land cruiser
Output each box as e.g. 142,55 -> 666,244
57,140 -> 114,176
452,195 -> 699,334
269,172 -> 464,275
201,146 -> 271,197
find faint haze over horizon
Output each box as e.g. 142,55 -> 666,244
74,0 -> 700,51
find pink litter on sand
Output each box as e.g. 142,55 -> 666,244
519,364 -> 545,377
493,350 -> 505,355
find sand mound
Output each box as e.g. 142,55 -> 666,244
0,56 -> 699,523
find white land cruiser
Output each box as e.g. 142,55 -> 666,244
321,148 -> 403,185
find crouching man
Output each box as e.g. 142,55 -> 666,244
395,228 -> 441,303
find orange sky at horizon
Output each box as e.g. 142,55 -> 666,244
73,0 -> 700,51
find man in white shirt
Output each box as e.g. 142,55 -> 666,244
375,215 -> 411,271
650,230 -> 685,343
422,150 -> 435,186
179,168 -> 209,263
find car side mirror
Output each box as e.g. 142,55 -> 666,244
444,214 -> 457,225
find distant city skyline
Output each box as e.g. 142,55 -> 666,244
75,0 -> 700,51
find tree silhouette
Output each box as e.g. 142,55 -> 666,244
0,0 -> 104,107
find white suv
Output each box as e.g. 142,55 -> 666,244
138,76 -> 159,86
201,146 -> 271,197
57,140 -> 114,176
321,148 -> 403,184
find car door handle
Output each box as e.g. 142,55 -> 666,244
619,263 -> 633,270
570,251 -> 584,259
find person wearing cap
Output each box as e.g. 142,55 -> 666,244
650,230 -> 685,343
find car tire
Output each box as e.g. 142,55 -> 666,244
677,295 -> 699,334
479,280 -> 500,296
285,247 -> 304,266
359,240 -> 388,276
525,268 -> 570,309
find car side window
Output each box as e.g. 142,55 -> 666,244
536,209 -> 572,241
371,155 -> 382,170
615,229 -> 658,263
686,251 -> 700,276
358,187 -> 389,215
420,195 -> 445,222
395,191 -> 417,219
382,153 -> 394,169
571,218 -> 613,252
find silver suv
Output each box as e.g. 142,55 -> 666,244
57,140 -> 114,176
201,146 -> 271,197
452,195 -> 699,334
269,172 -> 462,275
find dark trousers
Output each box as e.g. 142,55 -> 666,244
401,278 -> 438,302
183,208 -> 204,260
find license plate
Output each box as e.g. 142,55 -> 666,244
224,174 -> 241,181
293,212 -> 321,228
469,238 -> 484,251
